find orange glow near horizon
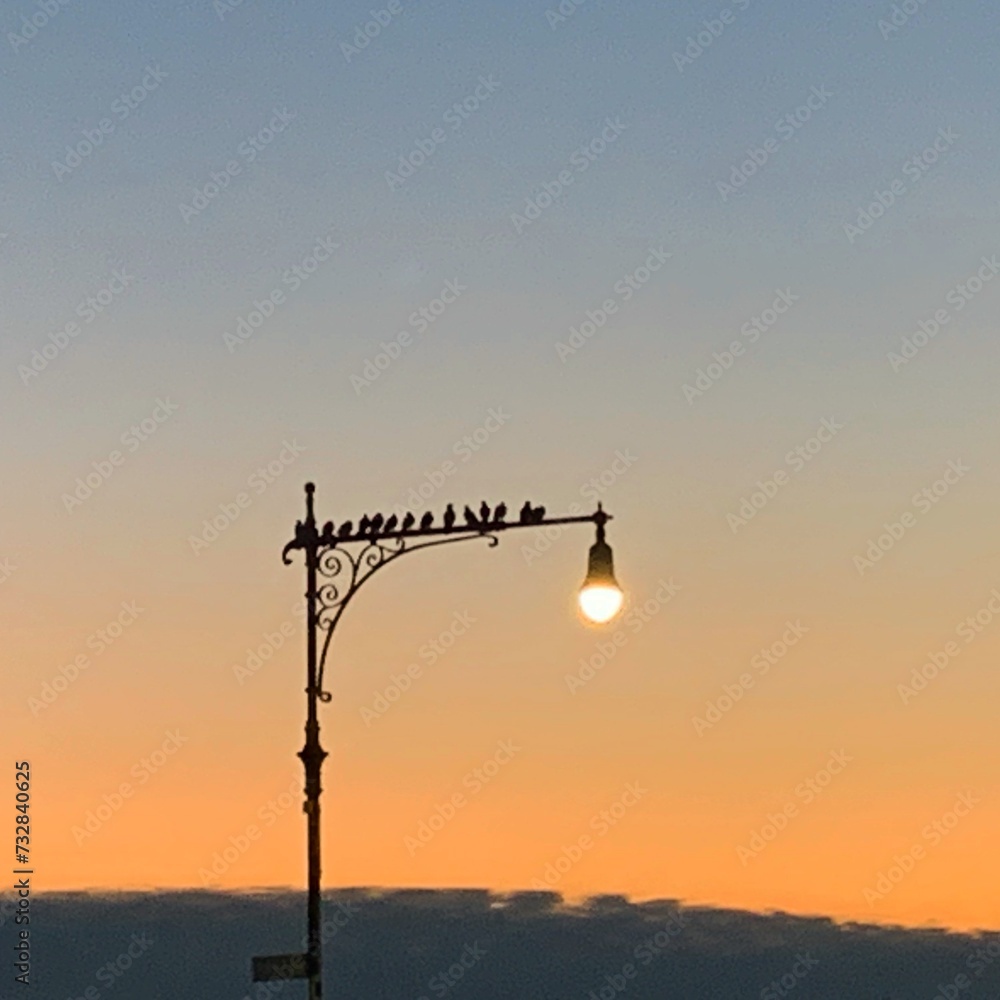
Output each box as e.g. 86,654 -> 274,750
10,503 -> 1000,933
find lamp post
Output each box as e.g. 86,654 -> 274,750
254,482 -> 623,999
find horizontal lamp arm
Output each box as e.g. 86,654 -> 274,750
283,506 -> 611,562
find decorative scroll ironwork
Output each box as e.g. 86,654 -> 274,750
315,537 -> 405,629
312,533 -> 498,699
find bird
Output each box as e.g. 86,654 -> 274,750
420,511 -> 433,530
532,505 -> 546,524
494,502 -> 507,523
321,521 -> 335,540
358,515 -> 371,535
479,501 -> 491,523
519,501 -> 532,524
370,513 -> 384,535
443,503 -> 456,530
338,521 -> 353,538
384,514 -> 398,534
463,505 -> 480,528
401,511 -> 416,532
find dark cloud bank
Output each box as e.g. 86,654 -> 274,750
9,888 -> 1000,999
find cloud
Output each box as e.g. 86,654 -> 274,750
17,888 -> 1000,998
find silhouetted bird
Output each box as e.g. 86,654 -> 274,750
358,515 -> 371,535
321,521 -> 335,540
401,512 -> 416,532
494,502 -> 507,523
479,501 -> 490,523
370,513 -> 384,535
420,511 -> 433,530
532,505 -> 546,524
338,521 -> 353,538
519,501 -> 532,524
384,514 -> 398,534
463,505 -> 480,528
443,503 -> 456,530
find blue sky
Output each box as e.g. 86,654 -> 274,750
5,1 -> 996,424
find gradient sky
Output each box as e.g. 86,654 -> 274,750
3,0 -> 1000,931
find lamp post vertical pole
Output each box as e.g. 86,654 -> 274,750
298,482 -> 327,1000
275,484 -> 617,996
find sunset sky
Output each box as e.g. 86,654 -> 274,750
3,0 -> 1000,933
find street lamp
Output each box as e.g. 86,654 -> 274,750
578,503 -> 624,624
256,483 -> 622,999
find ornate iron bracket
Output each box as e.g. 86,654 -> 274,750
311,532 -> 498,698
282,483 -> 610,703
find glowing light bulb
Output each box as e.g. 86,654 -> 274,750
579,584 -> 624,624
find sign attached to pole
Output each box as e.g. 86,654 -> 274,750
252,952 -> 310,981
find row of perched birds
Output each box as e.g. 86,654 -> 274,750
319,501 -> 547,541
